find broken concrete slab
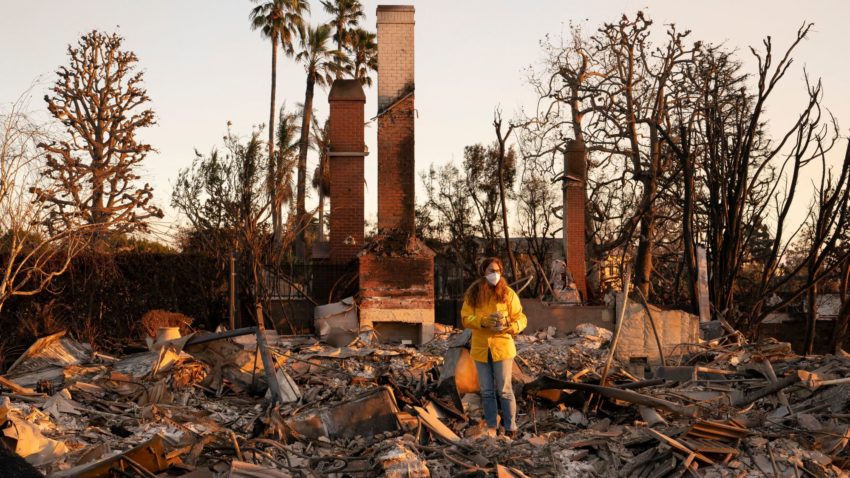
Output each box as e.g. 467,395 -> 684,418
265,367 -> 301,404
41,389 -> 82,420
614,294 -> 699,364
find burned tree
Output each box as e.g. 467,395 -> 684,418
172,125 -> 291,327
515,169 -> 559,294
420,163 -> 479,278
493,109 -> 521,282
463,142 -> 517,259
0,93 -> 91,315
663,26 -> 850,342
524,13 -> 692,299
38,31 -> 163,238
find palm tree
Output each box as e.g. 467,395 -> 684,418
320,0 -> 365,51
274,104 -> 301,216
311,118 -> 330,241
294,24 -> 346,261
349,28 -> 377,86
249,0 -> 309,248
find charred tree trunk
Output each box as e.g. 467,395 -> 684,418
494,113 -> 518,282
680,129 -> 699,314
269,35 -> 280,250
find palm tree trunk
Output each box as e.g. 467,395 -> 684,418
295,76 -> 315,262
335,20 -> 345,78
269,36 -> 280,250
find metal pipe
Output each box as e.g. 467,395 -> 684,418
634,286 -> 666,366
229,252 -> 236,330
599,265 -> 632,387
184,327 -> 258,347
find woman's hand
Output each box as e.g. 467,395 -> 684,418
481,313 -> 498,329
488,312 -> 509,331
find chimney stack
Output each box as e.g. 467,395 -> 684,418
327,79 -> 366,263
376,5 -> 415,233
564,139 -> 588,300
358,5 -> 435,346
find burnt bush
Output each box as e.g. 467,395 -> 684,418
0,251 -> 223,368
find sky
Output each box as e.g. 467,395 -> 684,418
2,0 -> 849,242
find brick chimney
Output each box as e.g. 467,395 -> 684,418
358,5 -> 434,345
376,5 -> 415,233
327,79 -> 366,263
564,139 -> 588,300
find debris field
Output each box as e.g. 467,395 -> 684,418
1,321 -> 850,477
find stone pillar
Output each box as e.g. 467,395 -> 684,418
564,139 -> 588,300
327,79 -> 366,264
376,5 -> 415,233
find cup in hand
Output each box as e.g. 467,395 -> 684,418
490,311 -> 508,332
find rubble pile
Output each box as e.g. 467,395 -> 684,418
1,323 -> 850,477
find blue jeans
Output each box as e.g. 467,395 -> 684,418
474,352 -> 516,432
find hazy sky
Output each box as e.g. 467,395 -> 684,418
2,1 -> 848,240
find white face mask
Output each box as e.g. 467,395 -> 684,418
485,272 -> 501,286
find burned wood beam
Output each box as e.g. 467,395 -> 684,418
731,374 -> 800,408
525,375 -> 696,417
184,326 -> 258,347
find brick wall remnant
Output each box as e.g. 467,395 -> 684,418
359,234 -> 436,344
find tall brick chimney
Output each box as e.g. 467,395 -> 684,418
327,79 -> 366,264
376,5 -> 415,233
564,139 -> 588,300
358,5 -> 435,345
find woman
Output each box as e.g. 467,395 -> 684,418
461,257 -> 527,436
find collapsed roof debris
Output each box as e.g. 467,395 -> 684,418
1,316 -> 849,477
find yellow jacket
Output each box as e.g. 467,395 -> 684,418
461,285 -> 527,363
